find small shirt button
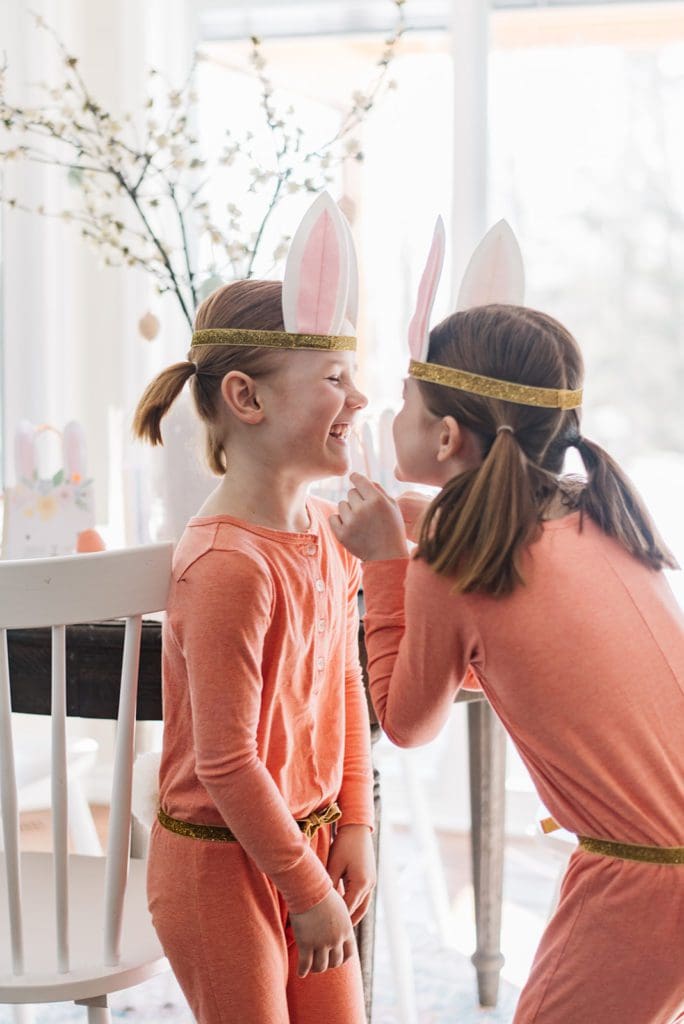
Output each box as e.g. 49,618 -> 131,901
317,619 -> 325,633
316,656 -> 325,671
315,579 -> 324,592
306,544 -> 317,555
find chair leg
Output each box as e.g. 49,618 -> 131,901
11,1006 -> 34,1024
75,995 -> 111,1023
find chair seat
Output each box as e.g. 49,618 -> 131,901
0,852 -> 167,1004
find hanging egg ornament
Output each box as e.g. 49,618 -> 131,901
138,312 -> 160,341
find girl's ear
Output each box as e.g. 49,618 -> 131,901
219,372 -> 265,424
282,192 -> 353,336
436,416 -> 462,463
63,420 -> 87,479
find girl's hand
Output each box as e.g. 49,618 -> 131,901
289,887 -> 356,977
327,824 -> 377,926
330,473 -> 409,562
396,490 -> 432,544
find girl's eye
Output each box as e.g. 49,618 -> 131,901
326,376 -> 341,383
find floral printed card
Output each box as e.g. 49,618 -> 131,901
1,421 -> 95,559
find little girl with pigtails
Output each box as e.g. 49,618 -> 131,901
133,194 -> 375,1024
331,220 -> 684,1024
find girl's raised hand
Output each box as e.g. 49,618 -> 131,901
330,472 -> 409,562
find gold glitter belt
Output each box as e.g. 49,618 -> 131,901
157,801 -> 342,843
578,836 -> 684,865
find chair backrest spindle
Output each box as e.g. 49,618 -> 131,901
104,614 -> 142,966
51,624 -> 70,973
0,627 -> 24,974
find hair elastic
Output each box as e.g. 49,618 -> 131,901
497,425 -> 514,435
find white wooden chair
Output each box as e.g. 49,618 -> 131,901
0,544 -> 173,1023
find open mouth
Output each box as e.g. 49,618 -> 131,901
328,423 -> 351,443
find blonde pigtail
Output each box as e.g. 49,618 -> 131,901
132,361 -> 197,447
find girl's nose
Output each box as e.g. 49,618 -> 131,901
347,385 -> 368,411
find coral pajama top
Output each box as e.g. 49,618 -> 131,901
158,497 -> 374,915
363,513 -> 684,847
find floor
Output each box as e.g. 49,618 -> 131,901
1,805 -> 568,1023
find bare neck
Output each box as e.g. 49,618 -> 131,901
195,453 -> 312,533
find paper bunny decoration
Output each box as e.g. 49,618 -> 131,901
408,215 -> 446,364
282,192 -> 358,338
192,191 -> 358,353
2,420 -> 96,559
405,220 -> 582,410
407,217 -> 525,367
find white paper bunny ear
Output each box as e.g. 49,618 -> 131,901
282,192 -> 354,337
456,219 -> 525,310
63,421 -> 87,480
408,216 -> 446,363
339,209 -> 358,334
15,420 -> 37,482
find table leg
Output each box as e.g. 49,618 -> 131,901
354,729 -> 381,1023
467,699 -> 506,1007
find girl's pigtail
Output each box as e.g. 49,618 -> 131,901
132,361 -> 196,446
575,437 -> 678,571
419,430 -> 544,596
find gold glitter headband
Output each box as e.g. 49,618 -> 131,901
191,328 -> 356,352
409,359 -> 582,410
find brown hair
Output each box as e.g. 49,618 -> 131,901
415,304 -> 677,595
132,280 -> 286,474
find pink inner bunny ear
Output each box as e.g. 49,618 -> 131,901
282,192 -> 350,335
408,216 -> 446,363
457,219 -> 525,310
63,420 -> 87,479
15,420 -> 36,481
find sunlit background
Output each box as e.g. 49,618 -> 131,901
1,2 -> 682,1022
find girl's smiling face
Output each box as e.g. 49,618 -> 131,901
256,350 -> 368,481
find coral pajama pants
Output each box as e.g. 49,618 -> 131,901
147,819 -> 367,1024
513,848 -> 684,1024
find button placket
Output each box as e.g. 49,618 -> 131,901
314,560 -> 326,695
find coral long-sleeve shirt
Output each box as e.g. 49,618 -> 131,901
363,512 -> 684,846
159,497 -> 374,914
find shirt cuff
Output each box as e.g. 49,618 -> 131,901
362,557 -> 409,616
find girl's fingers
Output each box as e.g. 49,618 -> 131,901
337,500 -> 352,523
328,513 -> 342,535
297,948 -> 313,978
350,891 -> 372,926
327,944 -> 345,970
342,937 -> 356,963
347,487 -> 363,509
348,472 -> 375,497
311,947 -> 330,974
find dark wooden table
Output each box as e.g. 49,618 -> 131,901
6,620 -> 506,1019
